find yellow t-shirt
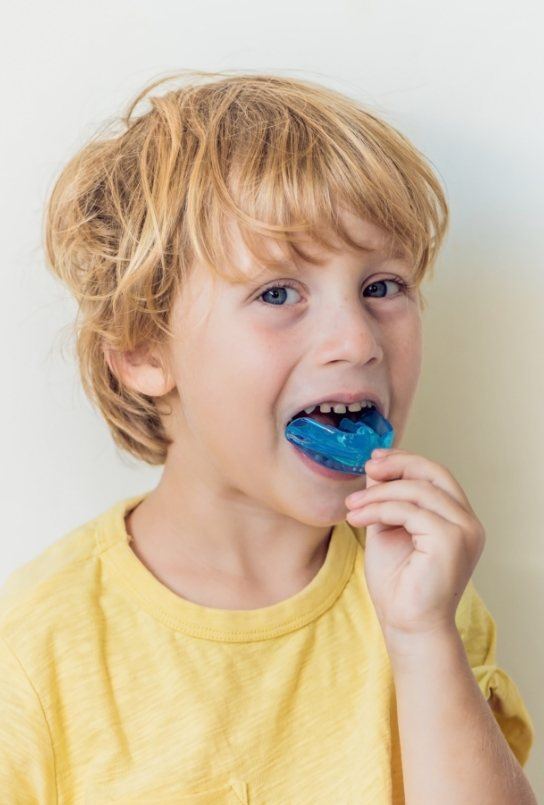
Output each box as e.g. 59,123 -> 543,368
0,490 -> 535,803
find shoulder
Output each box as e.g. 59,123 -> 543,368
0,512 -> 102,646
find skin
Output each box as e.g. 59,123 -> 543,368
106,213 -> 538,799
344,450 -> 536,802
107,209 -> 423,608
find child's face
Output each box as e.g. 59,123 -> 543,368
159,209 -> 422,525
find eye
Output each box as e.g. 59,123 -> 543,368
257,277 -> 410,307
257,281 -> 302,307
363,277 -> 409,299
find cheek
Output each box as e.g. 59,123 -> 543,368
380,319 -> 421,446
217,330 -> 293,410
187,335 -> 285,437
392,311 -> 422,368
407,318 -> 423,379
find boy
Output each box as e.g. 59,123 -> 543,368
0,70 -> 536,802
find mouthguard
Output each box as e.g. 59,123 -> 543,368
284,405 -> 394,474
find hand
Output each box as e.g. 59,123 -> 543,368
344,448 -> 486,649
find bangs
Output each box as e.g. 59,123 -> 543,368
170,73 -> 448,286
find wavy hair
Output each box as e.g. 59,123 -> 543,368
43,69 -> 449,465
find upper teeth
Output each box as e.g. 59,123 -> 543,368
303,400 -> 376,415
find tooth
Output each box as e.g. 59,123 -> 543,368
307,399 -> 376,416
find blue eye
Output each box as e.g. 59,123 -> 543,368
364,278 -> 408,299
258,282 -> 301,306
257,278 -> 409,307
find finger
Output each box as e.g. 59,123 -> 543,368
345,479 -> 474,532
349,450 -> 474,514
346,500 -> 466,555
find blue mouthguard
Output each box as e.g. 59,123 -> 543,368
284,405 -> 395,474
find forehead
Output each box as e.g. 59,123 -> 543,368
223,207 -> 406,282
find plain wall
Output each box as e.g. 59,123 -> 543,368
1,0 -> 542,795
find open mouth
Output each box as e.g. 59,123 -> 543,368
284,402 -> 394,474
286,403 -> 378,430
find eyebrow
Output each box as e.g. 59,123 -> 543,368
245,245 -> 408,282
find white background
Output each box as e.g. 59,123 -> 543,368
0,0 -> 542,793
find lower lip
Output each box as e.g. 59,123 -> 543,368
289,443 -> 363,480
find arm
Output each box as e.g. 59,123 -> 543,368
346,448 -> 535,802
387,626 -> 537,805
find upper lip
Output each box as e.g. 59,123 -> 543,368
285,390 -> 386,425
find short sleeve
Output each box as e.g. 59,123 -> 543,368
455,579 -> 535,767
0,634 -> 57,802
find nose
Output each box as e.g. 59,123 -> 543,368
314,295 -> 383,365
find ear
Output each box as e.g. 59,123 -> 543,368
103,342 -> 175,397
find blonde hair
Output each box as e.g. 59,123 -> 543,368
43,69 -> 449,466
